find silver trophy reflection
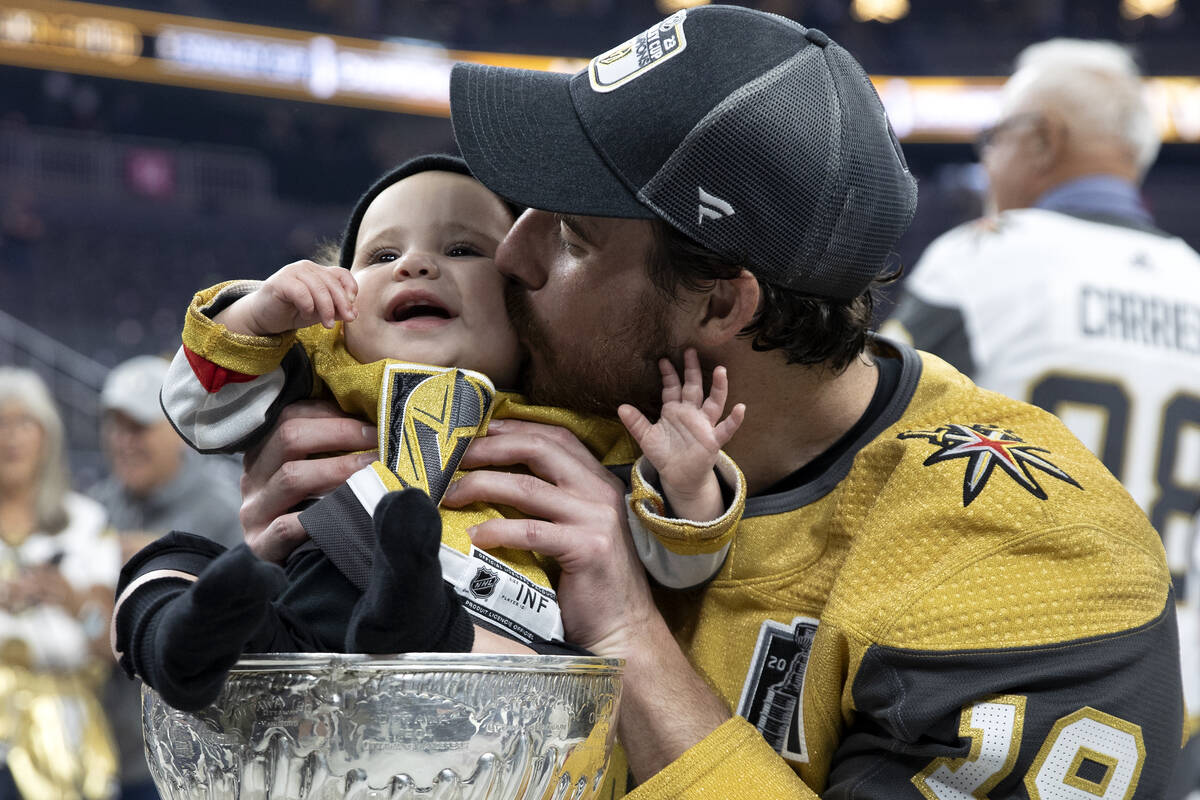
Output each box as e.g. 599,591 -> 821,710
143,366 -> 623,799
142,654 -> 623,800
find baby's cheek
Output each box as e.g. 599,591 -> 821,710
341,318 -> 373,362
495,334 -> 524,388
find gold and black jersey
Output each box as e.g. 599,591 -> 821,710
888,209 -> 1200,753
626,339 -> 1180,800
163,281 -> 744,646
166,280 -> 1180,797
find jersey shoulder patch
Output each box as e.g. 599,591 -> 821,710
896,422 -> 1081,507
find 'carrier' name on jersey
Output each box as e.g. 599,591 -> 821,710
1080,285 -> 1200,355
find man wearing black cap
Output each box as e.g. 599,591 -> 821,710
242,7 -> 1183,797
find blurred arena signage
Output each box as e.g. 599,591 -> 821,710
877,75 -> 1200,144
2,0 -> 1200,143
0,0 -> 587,116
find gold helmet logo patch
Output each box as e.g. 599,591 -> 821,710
378,363 -> 496,505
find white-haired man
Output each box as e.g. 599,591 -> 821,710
887,38 -> 1200,797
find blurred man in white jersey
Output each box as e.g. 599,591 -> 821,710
887,38 -> 1200,797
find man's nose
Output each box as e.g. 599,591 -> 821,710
495,209 -> 550,290
392,252 -> 440,281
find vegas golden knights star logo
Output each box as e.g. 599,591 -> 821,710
378,363 -> 496,505
898,423 -> 1081,506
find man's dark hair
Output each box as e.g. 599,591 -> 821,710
648,221 -> 893,372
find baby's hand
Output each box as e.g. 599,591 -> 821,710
219,260 -> 359,336
618,348 -> 745,521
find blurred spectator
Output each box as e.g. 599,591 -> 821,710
90,355 -> 243,555
88,354 -> 243,800
0,367 -> 120,800
885,38 -> 1200,798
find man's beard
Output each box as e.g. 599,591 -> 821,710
505,284 -> 675,417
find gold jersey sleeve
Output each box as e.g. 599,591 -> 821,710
630,345 -> 1180,800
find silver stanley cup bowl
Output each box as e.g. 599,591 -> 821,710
142,653 -> 623,800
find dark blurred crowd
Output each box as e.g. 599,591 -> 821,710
96,0 -> 1200,71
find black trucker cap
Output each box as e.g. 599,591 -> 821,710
450,5 -> 918,300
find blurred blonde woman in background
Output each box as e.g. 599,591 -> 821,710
0,367 -> 120,800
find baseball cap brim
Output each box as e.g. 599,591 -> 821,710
101,355 -> 168,425
450,63 -> 654,219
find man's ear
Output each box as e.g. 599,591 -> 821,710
1033,113 -> 1067,170
695,269 -> 760,346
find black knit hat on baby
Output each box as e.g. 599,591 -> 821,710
338,154 -> 522,270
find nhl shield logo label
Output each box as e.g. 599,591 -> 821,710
737,616 -> 819,763
468,567 -> 498,599
898,423 -> 1082,507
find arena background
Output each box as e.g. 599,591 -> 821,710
0,0 -> 1198,485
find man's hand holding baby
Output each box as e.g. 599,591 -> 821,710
217,260 -> 360,336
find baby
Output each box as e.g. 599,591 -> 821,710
112,155 -> 746,711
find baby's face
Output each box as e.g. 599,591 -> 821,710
344,171 -> 520,388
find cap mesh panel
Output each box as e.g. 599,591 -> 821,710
821,44 -> 917,293
639,40 -> 916,298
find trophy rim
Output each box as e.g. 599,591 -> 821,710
229,651 -> 624,676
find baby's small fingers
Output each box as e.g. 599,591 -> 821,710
335,266 -> 358,296
713,403 -> 746,447
279,276 -> 318,315
659,358 -> 682,403
334,267 -> 359,302
322,267 -> 358,321
703,365 -> 730,423
618,403 -> 653,445
287,260 -> 329,289
681,348 -> 704,405
296,272 -> 338,327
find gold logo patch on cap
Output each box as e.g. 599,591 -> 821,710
588,9 -> 688,93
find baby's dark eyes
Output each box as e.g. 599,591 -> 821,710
358,241 -> 490,266
447,243 -> 486,258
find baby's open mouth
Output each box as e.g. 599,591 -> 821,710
388,293 -> 455,322
391,304 -> 452,322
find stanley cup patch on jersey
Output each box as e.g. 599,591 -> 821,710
378,363 -> 496,506
737,616 -> 819,764
897,423 -> 1082,507
588,9 -> 687,93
